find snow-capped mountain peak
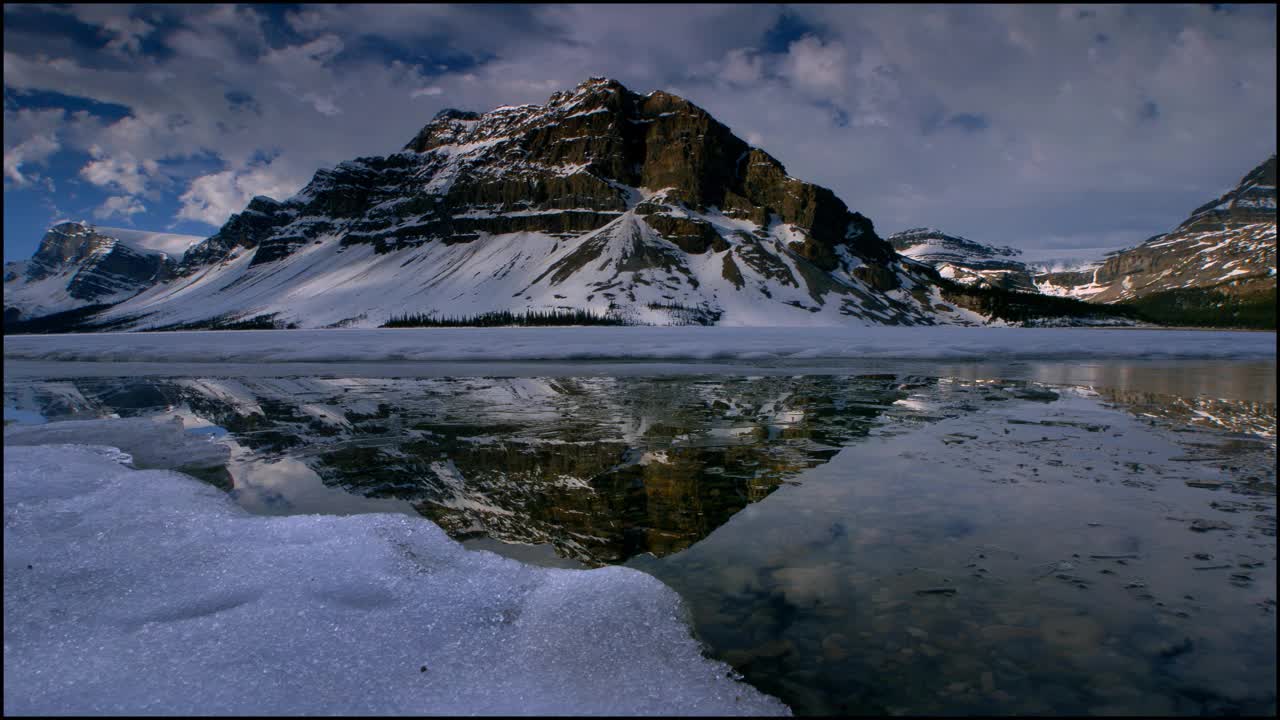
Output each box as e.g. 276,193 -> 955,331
4,222 -> 177,323
7,79 -> 1151,331
76,78 -> 966,329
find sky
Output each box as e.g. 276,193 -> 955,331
3,3 -> 1276,264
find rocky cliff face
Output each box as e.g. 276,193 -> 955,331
888,228 -> 1037,293
1035,155 -> 1276,304
88,77 -> 970,330
3,222 -> 175,322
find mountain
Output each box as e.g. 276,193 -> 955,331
72,77 -> 991,330
6,78 -> 1148,332
3,221 -> 177,324
888,228 -> 1037,292
1035,155 -> 1276,326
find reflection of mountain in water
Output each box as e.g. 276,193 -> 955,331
1094,387 -> 1276,497
8,373 -> 1275,565
6,376 -> 918,564
1094,388 -> 1275,440
328,376 -> 921,563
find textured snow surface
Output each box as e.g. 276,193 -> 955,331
4,326 -> 1275,365
3,443 -> 788,716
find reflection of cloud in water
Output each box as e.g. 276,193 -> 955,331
771,562 -> 846,606
227,453 -> 416,517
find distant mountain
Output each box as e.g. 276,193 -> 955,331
888,228 -> 1037,293
78,77 -> 978,330
1035,155 -> 1276,327
3,221 -> 177,324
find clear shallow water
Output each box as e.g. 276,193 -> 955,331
4,360 -> 1276,715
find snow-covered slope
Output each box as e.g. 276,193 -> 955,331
1034,155 -> 1277,303
887,228 -> 1037,292
104,197 -> 951,329
87,78 -> 968,329
3,222 -> 176,322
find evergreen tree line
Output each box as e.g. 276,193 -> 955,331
2,303 -> 113,335
645,302 -> 722,326
939,283 -> 1144,324
1119,286 -> 1275,330
382,308 -> 631,328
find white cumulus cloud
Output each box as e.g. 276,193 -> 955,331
3,107 -> 66,188
94,195 -> 147,220
176,166 -> 298,227
781,35 -> 848,93
79,147 -> 161,196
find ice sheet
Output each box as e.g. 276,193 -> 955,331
4,326 -> 1275,366
3,443 -> 788,715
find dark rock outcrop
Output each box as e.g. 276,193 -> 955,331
177,77 -> 897,272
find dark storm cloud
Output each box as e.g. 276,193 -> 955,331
3,3 -> 1276,262
921,110 -> 991,135
944,113 -> 990,133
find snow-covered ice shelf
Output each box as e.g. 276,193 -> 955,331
3,443 -> 788,715
3,326 -> 1275,366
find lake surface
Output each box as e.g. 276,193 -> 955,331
5,359 -> 1276,715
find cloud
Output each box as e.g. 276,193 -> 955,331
95,225 -> 205,255
36,4 -> 157,56
3,107 -> 65,187
1,2 -> 1275,262
94,195 -> 146,220
943,113 -> 990,133
176,165 -> 299,227
91,12 -> 155,56
4,130 -> 61,187
80,146 -> 161,195
780,35 -> 847,94
720,48 -> 765,86
301,93 -> 342,117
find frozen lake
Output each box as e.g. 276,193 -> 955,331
4,340 -> 1275,714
